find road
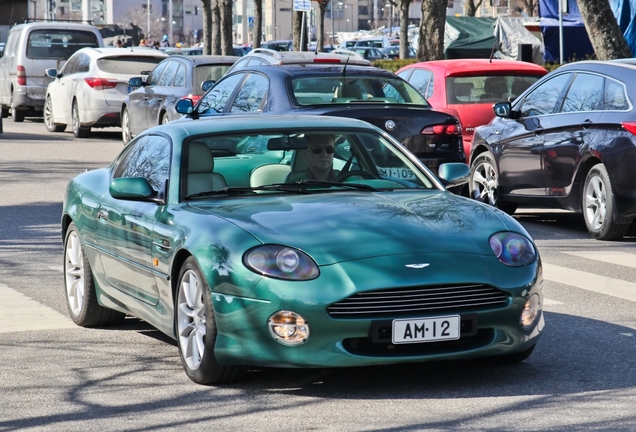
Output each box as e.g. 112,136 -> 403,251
1,119 -> 635,431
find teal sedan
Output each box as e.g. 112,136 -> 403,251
62,115 -> 544,385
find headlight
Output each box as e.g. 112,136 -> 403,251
489,232 -> 536,266
520,293 -> 541,329
244,245 -> 319,280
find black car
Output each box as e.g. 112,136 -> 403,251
175,63 -> 464,175
121,54 -> 238,143
469,60 -> 636,240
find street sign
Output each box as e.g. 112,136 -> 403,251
293,0 -> 311,12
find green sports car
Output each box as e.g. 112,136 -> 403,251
62,115 -> 544,385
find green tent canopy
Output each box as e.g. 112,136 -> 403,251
444,16 -> 497,59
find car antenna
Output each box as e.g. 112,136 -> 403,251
489,42 -> 496,63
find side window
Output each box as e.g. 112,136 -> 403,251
145,61 -> 168,86
197,73 -> 245,115
76,53 -> 91,73
158,61 -> 178,86
5,32 -> 17,56
230,73 -> 268,113
561,73 -> 604,113
173,63 -> 186,87
604,78 -> 629,111
61,55 -> 79,75
519,73 -> 572,117
406,69 -> 433,99
229,57 -> 249,72
113,135 -> 171,192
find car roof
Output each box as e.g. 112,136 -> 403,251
79,46 -> 168,58
11,21 -> 100,30
400,59 -> 547,76
244,63 -> 393,77
244,48 -> 372,66
163,54 -> 239,64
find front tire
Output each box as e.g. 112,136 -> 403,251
44,95 -> 66,132
582,164 -> 630,240
175,257 -> 246,385
72,100 -> 91,138
121,107 -> 133,145
64,222 -> 125,327
469,151 -> 517,215
160,112 -> 169,125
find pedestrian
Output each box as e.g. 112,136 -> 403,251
139,38 -> 147,47
115,39 -> 123,48
153,41 -> 160,49
160,35 -> 170,47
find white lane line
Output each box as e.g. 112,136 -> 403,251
562,251 -> 636,269
543,298 -> 563,305
543,263 -> 636,303
0,284 -> 77,333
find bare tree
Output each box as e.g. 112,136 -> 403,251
292,11 -> 308,51
211,0 -> 221,54
417,0 -> 447,61
577,0 -> 632,59
397,0 -> 411,59
464,0 -> 483,17
518,0 -> 538,16
118,6 -> 164,42
201,0 -> 212,53
316,0 -> 331,51
219,0 -> 233,55
252,0 -> 263,49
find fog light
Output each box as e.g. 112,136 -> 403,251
520,293 -> 541,329
268,310 -> 309,345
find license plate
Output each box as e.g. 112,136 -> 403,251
377,167 -> 416,180
392,315 -> 460,344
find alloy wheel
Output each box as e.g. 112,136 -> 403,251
471,158 -> 499,206
64,230 -> 85,317
176,269 -> 207,371
584,174 -> 607,231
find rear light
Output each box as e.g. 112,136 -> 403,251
312,58 -> 342,63
180,94 -> 201,104
16,65 -> 26,86
84,77 -> 118,90
421,122 -> 462,136
621,122 -> 636,136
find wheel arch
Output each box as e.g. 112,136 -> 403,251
170,248 -> 193,306
61,214 -> 73,242
469,142 -> 491,167
573,155 -> 602,205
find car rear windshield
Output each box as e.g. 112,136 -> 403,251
446,75 -> 541,104
194,64 -> 234,88
292,76 -> 430,106
96,56 -> 165,75
27,29 -> 99,59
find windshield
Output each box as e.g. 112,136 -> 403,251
27,29 -> 99,59
446,75 -> 542,104
182,129 -> 437,199
292,76 -> 431,106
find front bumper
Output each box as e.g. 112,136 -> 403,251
210,252 -> 544,368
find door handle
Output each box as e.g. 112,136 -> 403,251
534,126 -> 544,135
97,210 -> 108,220
581,119 -> 593,129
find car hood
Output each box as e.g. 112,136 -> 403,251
188,191 -> 515,265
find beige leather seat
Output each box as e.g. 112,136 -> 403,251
186,141 -> 227,195
250,164 -> 291,187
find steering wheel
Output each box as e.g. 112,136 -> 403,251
334,170 -> 377,182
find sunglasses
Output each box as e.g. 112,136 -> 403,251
309,146 -> 335,154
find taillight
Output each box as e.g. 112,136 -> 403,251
180,94 -> 201,104
312,58 -> 341,63
421,122 -> 462,136
621,122 -> 636,135
16,65 -> 26,86
84,77 -> 118,90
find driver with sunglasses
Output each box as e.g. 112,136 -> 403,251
287,134 -> 340,182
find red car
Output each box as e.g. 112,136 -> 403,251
397,59 -> 547,161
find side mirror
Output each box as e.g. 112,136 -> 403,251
45,68 -> 58,78
493,102 -> 512,118
201,80 -> 215,92
110,177 -> 157,201
175,98 -> 194,114
437,163 -> 470,189
128,77 -> 143,88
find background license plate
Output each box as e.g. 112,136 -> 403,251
392,315 -> 460,344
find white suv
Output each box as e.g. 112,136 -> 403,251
0,21 -> 103,122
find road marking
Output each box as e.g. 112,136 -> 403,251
562,251 -> 636,269
0,283 -> 77,333
543,263 -> 636,303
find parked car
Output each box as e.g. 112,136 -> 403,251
381,46 -> 417,59
62,114 -> 544,385
163,45 -> 251,57
353,36 -> 391,49
121,54 -> 238,143
0,21 -> 104,122
43,47 -> 167,138
469,60 -> 636,240
225,48 -> 371,74
175,62 -> 465,175
261,39 -> 293,51
332,47 -> 387,61
397,59 -> 548,161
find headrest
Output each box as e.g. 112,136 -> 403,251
188,142 -> 214,173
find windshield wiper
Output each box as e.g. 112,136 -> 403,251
186,181 -> 379,199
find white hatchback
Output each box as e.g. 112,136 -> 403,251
44,47 -> 167,138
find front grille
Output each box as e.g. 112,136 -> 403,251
327,284 -> 509,318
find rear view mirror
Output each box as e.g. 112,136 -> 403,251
267,136 -> 309,150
